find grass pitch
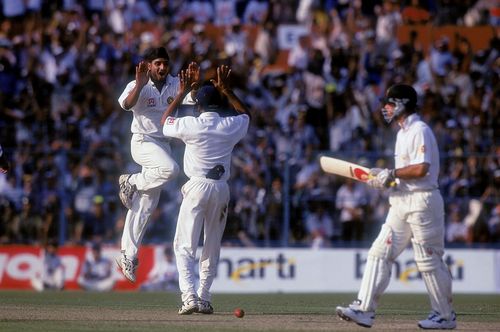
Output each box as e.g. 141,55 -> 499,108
0,291 -> 499,331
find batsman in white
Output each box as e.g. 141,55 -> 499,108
116,47 -> 199,283
336,84 -> 456,330
161,65 -> 250,315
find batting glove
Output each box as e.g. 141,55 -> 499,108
367,168 -> 395,189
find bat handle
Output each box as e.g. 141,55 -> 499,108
367,174 -> 397,187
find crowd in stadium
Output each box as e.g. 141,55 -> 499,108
0,0 -> 498,248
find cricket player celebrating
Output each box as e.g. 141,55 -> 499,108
336,84 -> 456,329
116,47 -> 199,283
161,65 -> 250,315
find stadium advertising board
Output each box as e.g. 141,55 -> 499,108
0,246 -> 498,293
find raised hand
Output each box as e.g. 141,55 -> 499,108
135,61 -> 149,88
188,62 -> 200,90
178,69 -> 193,95
210,65 -> 231,93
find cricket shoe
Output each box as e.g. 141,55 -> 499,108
336,300 -> 375,328
418,310 -> 456,329
119,174 -> 136,209
197,300 -> 214,314
116,253 -> 139,283
178,297 -> 199,315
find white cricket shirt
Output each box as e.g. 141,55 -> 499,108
163,112 -> 249,181
395,114 -> 440,192
118,75 -> 194,138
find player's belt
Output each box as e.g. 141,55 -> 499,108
206,165 -> 225,180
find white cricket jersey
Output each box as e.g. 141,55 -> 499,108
163,112 -> 250,181
118,75 -> 194,138
395,114 -> 440,192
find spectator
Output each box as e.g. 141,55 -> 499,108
140,246 -> 179,291
214,0 -> 238,26
31,240 -> 65,291
335,178 -> 369,242
487,203 -> 500,242
305,200 -> 335,249
78,242 -> 115,291
445,204 -> 468,244
287,35 -> 310,72
0,1 -> 497,248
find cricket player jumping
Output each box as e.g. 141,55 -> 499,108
336,84 -> 456,330
161,65 -> 250,315
116,47 -> 198,283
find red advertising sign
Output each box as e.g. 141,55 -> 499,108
0,245 -> 156,290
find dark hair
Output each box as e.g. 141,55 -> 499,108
143,47 -> 170,62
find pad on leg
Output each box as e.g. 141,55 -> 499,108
412,238 -> 453,320
357,224 -> 393,312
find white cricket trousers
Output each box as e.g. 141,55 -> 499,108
357,189 -> 453,318
174,177 -> 230,303
121,133 -> 179,259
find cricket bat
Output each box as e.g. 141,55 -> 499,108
319,156 -> 371,182
319,156 -> 396,186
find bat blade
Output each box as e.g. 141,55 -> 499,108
319,156 -> 370,182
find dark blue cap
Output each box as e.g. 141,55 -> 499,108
196,85 -> 222,109
143,47 -> 170,62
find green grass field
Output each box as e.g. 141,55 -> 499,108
0,291 -> 499,331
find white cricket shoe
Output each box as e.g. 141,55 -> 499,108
418,310 -> 456,329
336,300 -> 375,328
116,253 -> 139,283
119,174 -> 136,209
197,300 -> 214,314
178,297 -> 199,315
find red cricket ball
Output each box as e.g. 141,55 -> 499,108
233,308 -> 245,318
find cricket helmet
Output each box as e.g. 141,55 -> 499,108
380,84 -> 417,123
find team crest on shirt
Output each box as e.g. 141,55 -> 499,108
147,98 -> 156,107
167,117 -> 176,125
420,145 -> 426,153
167,96 -> 174,104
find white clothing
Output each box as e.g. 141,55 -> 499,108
336,183 -> 368,222
119,75 -> 182,138
446,222 -> 468,243
214,0 -> 238,26
356,113 -> 454,320
118,76 -> 190,259
31,252 -> 65,291
78,256 -> 115,291
306,213 -> 333,235
287,44 -> 308,71
1,0 -> 25,17
163,111 -> 249,303
146,258 -> 178,283
243,0 -> 268,24
303,71 -> 326,109
395,114 -> 440,192
141,252 -> 178,291
163,112 -> 249,181
189,1 -> 214,24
